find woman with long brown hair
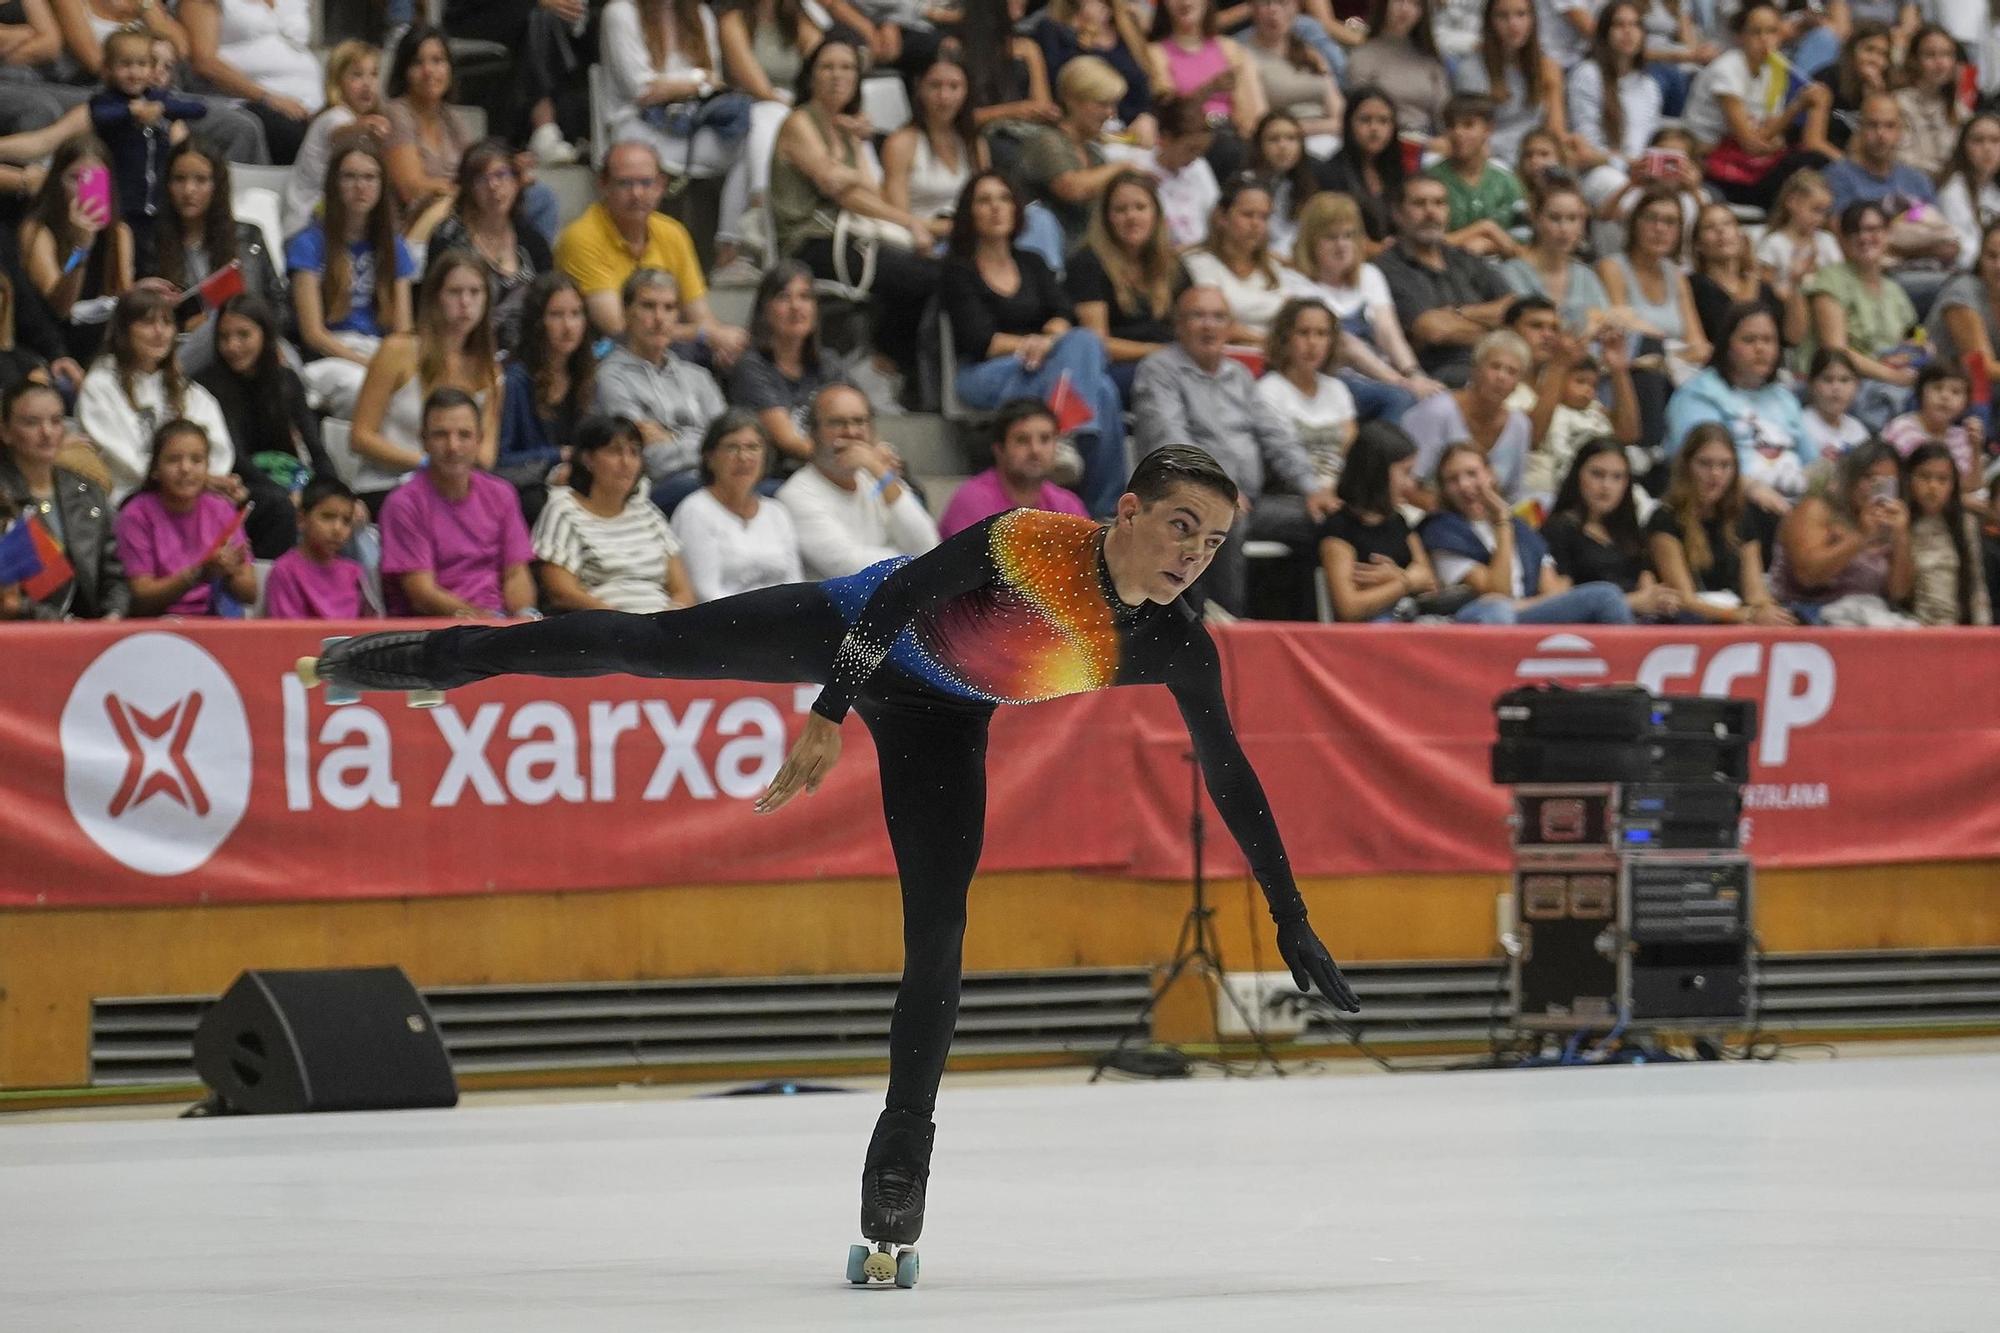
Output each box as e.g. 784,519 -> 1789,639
152,139 -> 283,376
75,286 -> 237,500
500,272 -> 596,521
17,135 -> 133,364
424,139 -> 555,352
1646,421 -> 1791,624
1452,0 -> 1563,164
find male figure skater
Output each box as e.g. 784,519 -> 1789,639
302,421 -> 1361,1268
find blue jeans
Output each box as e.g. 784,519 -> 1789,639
1647,62 -> 1695,120
954,329 -> 1126,515
1017,203 -> 1068,277
1789,25 -> 1840,79
1454,581 -> 1636,624
1337,370 -> 1415,424
1294,15 -> 1346,81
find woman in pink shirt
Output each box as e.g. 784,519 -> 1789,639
1147,0 -> 1266,178
115,419 -> 256,616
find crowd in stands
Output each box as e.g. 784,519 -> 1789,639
1,0 -> 1996,630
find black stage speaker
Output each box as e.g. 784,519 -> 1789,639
193,966 -> 459,1114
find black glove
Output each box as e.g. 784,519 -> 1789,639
1275,917 -> 1361,1013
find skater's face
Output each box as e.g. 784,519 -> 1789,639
301,493 -> 357,557
422,403 -> 482,481
1114,483 -> 1235,601
1,387 -> 65,468
993,411 -> 1058,485
151,428 -> 211,506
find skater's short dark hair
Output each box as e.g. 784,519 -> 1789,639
299,474 -> 357,516
1127,446 -> 1238,508
569,414 -> 643,498
421,386 -> 481,435
991,398 -> 1057,450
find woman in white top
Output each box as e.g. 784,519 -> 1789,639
1935,114 -> 2000,272
282,41 -> 389,238
1290,191 -> 1443,415
882,54 -> 988,256
1180,175 -> 1317,340
670,409 -> 804,602
1680,0 -> 1836,208
76,288 -> 236,502
536,414 -> 694,613
1565,0 -> 1662,207
1258,297 -> 1357,488
181,0 -> 323,165
349,251 -> 501,508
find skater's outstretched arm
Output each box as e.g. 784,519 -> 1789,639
1169,635 -> 1362,1013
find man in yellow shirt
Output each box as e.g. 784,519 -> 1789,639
555,142 -> 749,365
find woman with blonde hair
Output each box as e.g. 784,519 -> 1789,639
1066,168 -> 1190,397
1290,190 -> 1439,421
1015,54 -> 1132,254
283,40 -> 390,236
347,248 -> 502,513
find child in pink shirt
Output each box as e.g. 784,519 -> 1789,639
263,476 -> 372,619
114,420 -> 255,616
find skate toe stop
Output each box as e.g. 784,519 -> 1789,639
294,657 -> 321,687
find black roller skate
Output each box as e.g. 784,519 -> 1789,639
846,1109 -> 934,1288
295,631 -> 449,709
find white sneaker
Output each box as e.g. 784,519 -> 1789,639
529,122 -> 579,167
1050,440 -> 1084,488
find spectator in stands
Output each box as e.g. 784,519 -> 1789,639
1540,438 -> 1681,617
1518,330 -> 1638,498
350,250 -> 501,511
50,0 -> 185,82
1247,112 -> 1319,260
1534,0 -> 1595,71
1419,442 -> 1637,622
282,41 -> 388,238
1935,116 -> 2000,273
1067,169 -> 1191,400
1689,200 -> 1802,355
0,379 -> 127,619
942,171 -> 1124,517
1800,200 -> 1919,430
1753,169 -> 1839,294
776,381 -> 938,579
1134,94 -> 1218,250
1881,361 -> 1982,488
76,286 -> 236,500
424,139 -> 555,352
824,0 -> 945,77
1925,219 -> 2000,396
378,386 -> 536,618
1183,173 -> 1317,341
1400,327 -> 1531,501
1241,1 -> 1341,154
1132,284 -> 1336,616
1665,302 -> 1808,512
1566,0 -> 1660,210
1015,54 -> 1128,257
718,0 -> 825,240
670,408 -> 801,601
1682,0 -> 1834,209
938,397 -> 1089,538
1767,439 -> 1914,624
770,36 -> 938,381
554,142 -> 745,360
86,28 -> 204,259
729,259 -> 827,466
1378,175 -> 1514,388
1501,181 -> 1609,333
152,139 -> 281,377
499,272 -> 594,513
959,0 -> 1060,147
384,24 -> 560,247
534,413 -> 693,613
261,474 -> 369,619
1258,296 -> 1356,490
1891,24 -> 1963,179
0,271 -> 82,396
194,293 -> 324,559
1814,20 -> 1889,155
596,267 -> 726,513
0,2 -> 76,136
114,418 -> 255,616
1454,0 -> 1563,167
1030,0 -> 1156,146
286,133 -> 416,417
19,135 -> 132,364
1318,420 -> 1439,621
1348,0 -> 1450,140
1799,347 -> 1869,459
1821,92 -> 1951,281
1599,184 -> 1710,363
1290,191 -> 1437,422
443,0 -> 593,164
1147,0 -> 1266,178
1317,87 -> 1401,250
180,0 -> 321,165
1424,93 -> 1523,258
1902,440 -> 1992,626
883,53 -> 985,256
1646,421 -> 1795,624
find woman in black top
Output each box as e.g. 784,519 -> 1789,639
1065,169 -> 1190,399
424,139 -> 554,353
1316,87 -> 1402,252
1814,21 -> 1891,154
1687,201 -> 1803,352
1645,421 -> 1796,624
1317,421 -> 1439,622
1540,438 -> 1681,619
194,293 -> 329,558
942,171 -> 1125,515
727,259 -> 828,468
152,139 -> 285,376
303,444 -> 1361,1256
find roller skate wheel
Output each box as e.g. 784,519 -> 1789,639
894,1248 -> 919,1288
294,657 -> 322,688
408,689 -> 446,709
861,1250 -> 897,1283
845,1244 -> 870,1285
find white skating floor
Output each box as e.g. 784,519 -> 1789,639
4,1051 -> 1998,1331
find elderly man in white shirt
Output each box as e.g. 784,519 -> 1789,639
776,383 -> 938,579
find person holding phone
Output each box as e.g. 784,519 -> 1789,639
1767,439 -> 1916,624
17,134 -> 133,364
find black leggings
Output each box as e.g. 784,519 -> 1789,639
426,586 -> 991,1118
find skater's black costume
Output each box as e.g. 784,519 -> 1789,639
340,509 -> 1357,1247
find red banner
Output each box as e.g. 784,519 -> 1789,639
3,622 -> 1996,908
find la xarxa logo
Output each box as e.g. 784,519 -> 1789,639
60,633 -> 252,876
